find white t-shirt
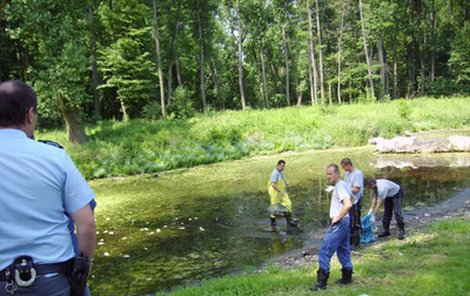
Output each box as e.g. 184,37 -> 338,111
344,168 -> 364,204
376,179 -> 400,199
330,180 -> 352,219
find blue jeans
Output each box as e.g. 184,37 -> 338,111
318,216 -> 353,273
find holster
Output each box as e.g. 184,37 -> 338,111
68,255 -> 90,296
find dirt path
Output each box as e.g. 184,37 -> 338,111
272,187 -> 470,269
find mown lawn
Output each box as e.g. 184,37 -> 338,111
160,218 -> 470,296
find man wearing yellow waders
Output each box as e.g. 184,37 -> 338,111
268,160 -> 296,232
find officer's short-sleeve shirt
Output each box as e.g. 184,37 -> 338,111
0,129 -> 95,270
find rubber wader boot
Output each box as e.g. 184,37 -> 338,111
285,213 -> 294,233
311,268 -> 329,291
398,223 -> 405,240
336,268 -> 353,285
378,223 -> 391,238
271,217 -> 277,232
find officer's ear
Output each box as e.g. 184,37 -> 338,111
25,106 -> 36,124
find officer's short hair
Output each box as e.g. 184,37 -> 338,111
277,159 -> 286,166
0,80 -> 37,127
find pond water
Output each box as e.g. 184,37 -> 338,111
88,147 -> 470,295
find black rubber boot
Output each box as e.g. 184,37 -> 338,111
336,268 -> 353,285
271,217 -> 277,232
378,223 -> 391,238
285,213 -> 294,233
398,223 -> 405,240
311,268 -> 329,291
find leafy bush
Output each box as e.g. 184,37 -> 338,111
398,99 -> 412,121
168,87 -> 196,119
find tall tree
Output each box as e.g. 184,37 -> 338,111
315,0 -> 326,103
88,4 -> 101,118
152,0 -> 167,120
336,0 -> 346,103
359,0 -> 376,98
307,0 -> 318,105
196,0 -> 207,112
167,0 -> 183,103
6,0 -> 90,143
430,0 -> 436,82
235,1 -> 247,110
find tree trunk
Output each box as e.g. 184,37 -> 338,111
210,58 -> 223,110
393,42 -> 398,99
359,0 -> 375,98
118,97 -> 129,121
196,0 -> 207,112
307,0 -> 318,105
236,4 -> 247,111
337,2 -> 345,103
293,60 -> 301,105
62,103 -> 86,144
315,0 -> 325,103
415,0 -> 425,95
377,40 -> 389,97
307,47 -> 315,106
88,5 -> 101,118
175,57 -> 182,86
328,81 -> 332,104
167,0 -> 183,103
430,0 -> 436,82
152,0 -> 167,120
260,47 -> 269,108
282,25 -> 291,106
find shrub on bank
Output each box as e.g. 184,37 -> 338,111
37,97 -> 470,179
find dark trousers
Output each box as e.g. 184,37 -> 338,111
349,202 -> 362,246
382,189 -> 405,226
0,274 -> 76,296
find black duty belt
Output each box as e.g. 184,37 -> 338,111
0,261 -> 70,281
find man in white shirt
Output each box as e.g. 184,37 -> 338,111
341,158 -> 364,248
312,164 -> 353,291
367,178 -> 405,240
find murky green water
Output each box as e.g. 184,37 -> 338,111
88,147 -> 470,295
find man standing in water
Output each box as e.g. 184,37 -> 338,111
268,160 -> 295,232
312,164 -> 353,291
341,158 -> 364,249
367,178 -> 406,240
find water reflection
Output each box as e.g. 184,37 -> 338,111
90,150 -> 470,295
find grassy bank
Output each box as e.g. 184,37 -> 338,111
160,218 -> 470,296
37,97 -> 470,179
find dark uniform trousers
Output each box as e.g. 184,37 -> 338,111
0,274 -> 70,296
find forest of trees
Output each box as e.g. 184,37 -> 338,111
1,0 -> 468,143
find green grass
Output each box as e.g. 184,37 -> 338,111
159,218 -> 470,296
36,97 -> 470,179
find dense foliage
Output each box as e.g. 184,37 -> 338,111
36,97 -> 470,179
1,0 -> 469,142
